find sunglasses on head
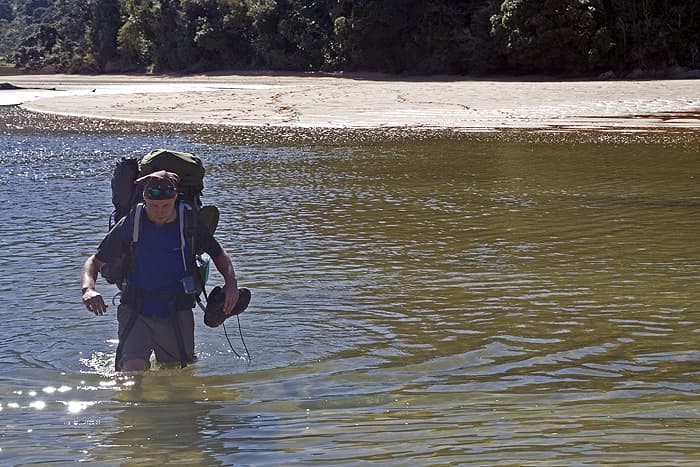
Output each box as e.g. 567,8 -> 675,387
145,186 -> 177,200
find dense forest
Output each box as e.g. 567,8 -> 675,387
0,0 -> 698,76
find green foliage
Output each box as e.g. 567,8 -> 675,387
243,0 -> 334,71
414,2 -> 489,74
116,19 -> 147,69
180,0 -> 252,69
340,0 -> 421,73
1,0 -> 698,75
490,0 -> 603,74
6,0 -> 93,71
602,0 -> 700,71
88,0 -> 122,71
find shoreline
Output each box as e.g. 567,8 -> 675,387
1,73 -> 699,132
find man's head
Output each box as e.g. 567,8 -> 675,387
136,170 -> 180,199
135,170 -> 180,225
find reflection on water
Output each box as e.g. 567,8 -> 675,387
0,110 -> 699,464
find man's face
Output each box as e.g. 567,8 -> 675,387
143,180 -> 178,225
144,196 -> 177,224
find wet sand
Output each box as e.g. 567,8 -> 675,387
2,73 -> 699,131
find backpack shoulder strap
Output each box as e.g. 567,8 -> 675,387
178,202 -> 198,272
115,203 -> 144,291
131,202 -> 145,245
178,201 -> 208,311
179,201 -> 208,307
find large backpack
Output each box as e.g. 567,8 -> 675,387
139,149 -> 205,206
102,149 -> 219,292
110,149 -> 207,228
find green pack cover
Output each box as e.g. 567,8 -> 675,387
139,149 -> 205,195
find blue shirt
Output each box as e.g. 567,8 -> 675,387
96,204 -> 223,317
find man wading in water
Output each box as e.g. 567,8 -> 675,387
81,170 -> 240,371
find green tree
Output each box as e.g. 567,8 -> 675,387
14,24 -> 57,69
116,19 -> 148,69
412,1 -> 487,74
150,0 -> 190,70
467,0 -> 503,74
87,0 -> 122,71
2,0 -> 699,75
602,0 -> 700,71
122,0 -> 193,71
12,0 -> 93,71
181,0 -> 252,69
341,0 -> 424,73
491,0 -> 607,74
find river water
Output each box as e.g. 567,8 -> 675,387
1,107 -> 699,465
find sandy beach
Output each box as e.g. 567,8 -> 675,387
2,73 -> 699,131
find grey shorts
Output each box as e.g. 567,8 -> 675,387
117,304 -> 195,368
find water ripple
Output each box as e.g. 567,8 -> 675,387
0,129 -> 699,464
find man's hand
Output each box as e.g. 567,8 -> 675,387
211,249 -> 239,315
83,288 -> 108,315
221,283 -> 240,316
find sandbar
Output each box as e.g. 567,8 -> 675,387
2,73 -> 699,132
